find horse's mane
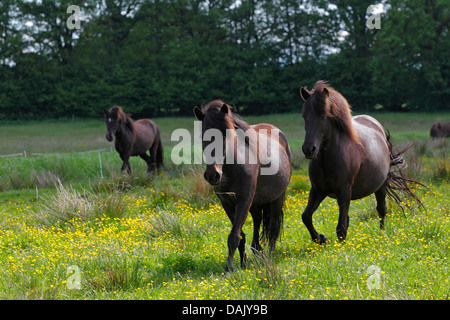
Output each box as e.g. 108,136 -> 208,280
305,80 -> 360,144
201,99 -> 250,133
112,106 -> 134,130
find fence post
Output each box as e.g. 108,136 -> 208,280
98,151 -> 103,179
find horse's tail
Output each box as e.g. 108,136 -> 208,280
261,195 -> 285,251
385,132 -> 427,211
156,136 -> 164,169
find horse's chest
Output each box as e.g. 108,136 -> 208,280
308,156 -> 356,193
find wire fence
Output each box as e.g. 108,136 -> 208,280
0,147 -> 113,179
0,147 -> 112,158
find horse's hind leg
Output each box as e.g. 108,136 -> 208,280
375,183 -> 387,230
268,194 -> 285,252
249,206 -> 263,254
139,153 -> 153,173
148,144 -> 159,173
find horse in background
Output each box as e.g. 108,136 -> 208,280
194,100 -> 292,272
430,122 -> 450,139
104,106 -> 163,174
299,80 -> 424,244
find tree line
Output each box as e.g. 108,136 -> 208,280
0,0 -> 448,120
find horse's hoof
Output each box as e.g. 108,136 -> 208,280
337,234 -> 347,244
314,234 -> 328,245
241,257 -> 248,269
224,265 -> 233,274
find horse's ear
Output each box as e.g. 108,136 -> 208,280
104,108 -> 108,115
300,86 -> 311,101
220,104 -> 229,114
193,106 -> 204,120
322,87 -> 330,97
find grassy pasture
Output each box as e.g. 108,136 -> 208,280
0,112 -> 448,300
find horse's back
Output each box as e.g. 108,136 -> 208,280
135,118 -> 157,131
250,123 -> 292,205
131,119 -> 159,155
431,122 -> 450,138
351,115 -> 390,199
251,123 -> 290,152
352,115 -> 385,137
443,122 -> 450,137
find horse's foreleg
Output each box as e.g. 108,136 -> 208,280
225,201 -> 251,273
238,231 -> 247,269
336,187 -> 351,242
124,162 -> 132,175
302,186 -> 327,244
120,153 -> 132,175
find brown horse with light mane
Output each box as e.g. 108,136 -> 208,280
300,81 -> 423,244
104,106 -> 163,174
194,100 -> 291,272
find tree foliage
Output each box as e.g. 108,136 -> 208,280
0,0 -> 448,120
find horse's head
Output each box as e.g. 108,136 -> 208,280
300,85 -> 332,159
194,101 -> 233,186
104,106 -> 127,142
300,81 -> 358,159
430,122 -> 442,139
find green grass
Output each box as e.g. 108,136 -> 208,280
0,112 -> 449,300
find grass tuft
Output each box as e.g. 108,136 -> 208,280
34,180 -> 127,227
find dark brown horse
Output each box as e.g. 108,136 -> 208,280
104,106 -> 163,174
299,81 -> 423,244
430,122 -> 450,139
194,100 -> 292,272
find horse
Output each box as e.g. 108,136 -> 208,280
194,100 -> 292,272
299,80 -> 423,244
104,106 -> 163,174
430,122 -> 450,139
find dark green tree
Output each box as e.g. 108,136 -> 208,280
371,0 -> 449,110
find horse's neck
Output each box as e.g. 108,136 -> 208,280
320,123 -> 342,153
234,118 -> 250,131
223,128 -> 258,171
116,118 -> 134,138
320,123 -> 361,160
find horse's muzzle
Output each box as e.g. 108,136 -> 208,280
204,170 -> 221,186
106,132 -> 114,142
302,144 -> 318,159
